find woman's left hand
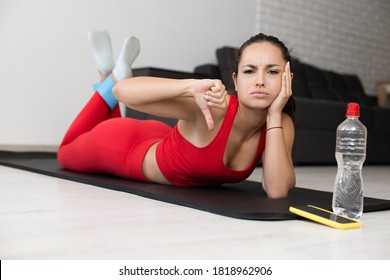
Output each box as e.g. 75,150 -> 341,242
193,79 -> 227,131
268,61 -> 292,116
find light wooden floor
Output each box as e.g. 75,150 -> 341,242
1,162 -> 390,260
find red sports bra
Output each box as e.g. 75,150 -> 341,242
155,95 -> 266,186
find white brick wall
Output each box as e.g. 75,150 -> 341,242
256,0 -> 390,95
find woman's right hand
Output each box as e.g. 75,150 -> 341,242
193,79 -> 227,131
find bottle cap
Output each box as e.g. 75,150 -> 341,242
346,102 -> 360,117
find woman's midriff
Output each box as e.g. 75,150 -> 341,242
142,142 -> 171,185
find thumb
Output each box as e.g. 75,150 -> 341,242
201,107 -> 214,131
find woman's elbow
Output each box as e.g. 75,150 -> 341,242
264,182 -> 295,199
266,189 -> 289,199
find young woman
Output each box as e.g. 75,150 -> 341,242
58,32 -> 296,198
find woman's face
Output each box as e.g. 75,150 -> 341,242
233,42 -> 286,110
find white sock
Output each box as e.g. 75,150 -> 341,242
87,30 -> 114,76
112,36 -> 140,81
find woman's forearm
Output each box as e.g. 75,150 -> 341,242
262,114 -> 296,198
262,135 -> 295,198
112,77 -> 195,106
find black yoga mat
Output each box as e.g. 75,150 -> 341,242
1,151 -> 390,220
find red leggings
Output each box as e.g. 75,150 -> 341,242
57,92 -> 172,181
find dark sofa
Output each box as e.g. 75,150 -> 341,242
127,47 -> 390,165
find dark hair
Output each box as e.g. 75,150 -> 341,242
235,33 -> 295,120
235,33 -> 291,72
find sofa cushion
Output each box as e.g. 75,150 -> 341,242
194,64 -> 221,79
303,63 -> 340,101
293,128 -> 337,164
325,70 -> 359,102
291,59 -> 312,98
294,97 -> 346,130
342,74 -> 377,106
216,46 -> 237,92
372,107 -> 390,133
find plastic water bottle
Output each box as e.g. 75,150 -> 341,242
332,103 -> 367,220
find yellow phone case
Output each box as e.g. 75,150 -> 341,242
289,205 -> 361,229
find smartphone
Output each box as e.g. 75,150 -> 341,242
289,205 -> 361,229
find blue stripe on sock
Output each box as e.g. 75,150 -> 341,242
96,77 -> 118,109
